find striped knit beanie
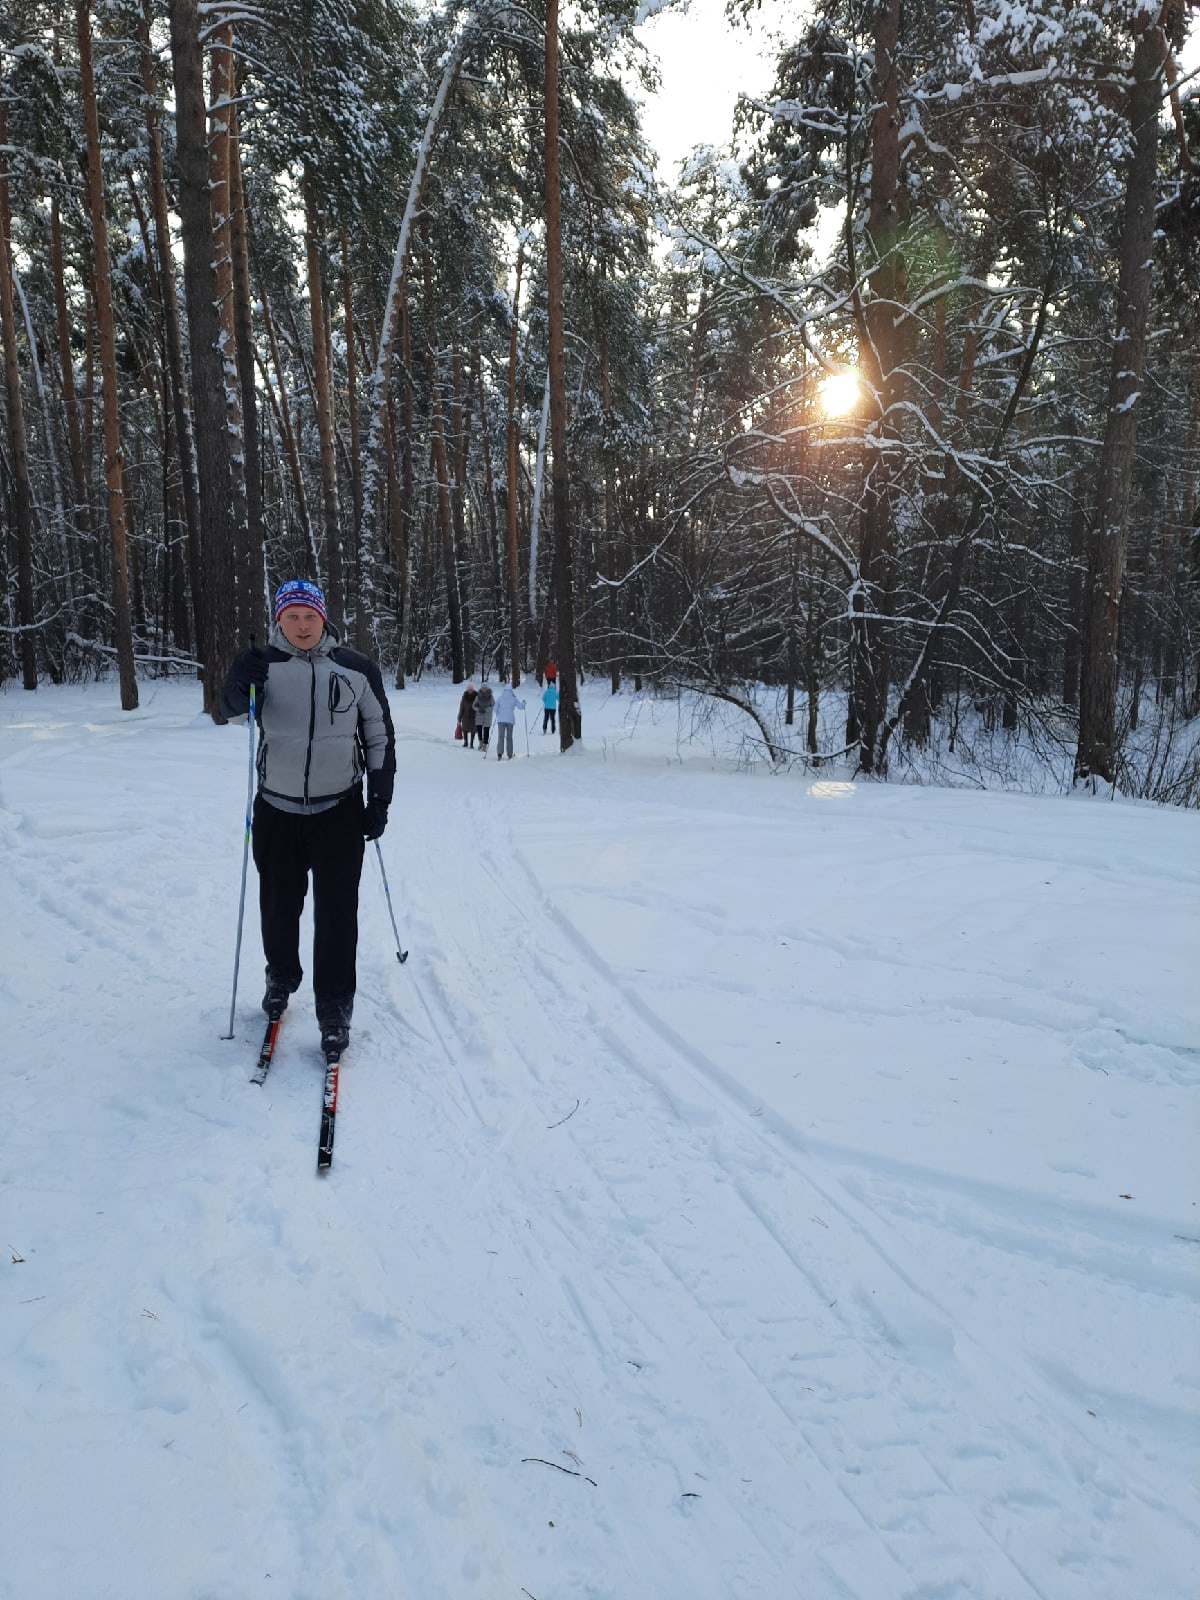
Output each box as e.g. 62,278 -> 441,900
274,579 -> 327,621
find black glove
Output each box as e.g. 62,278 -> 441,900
363,797 -> 388,841
230,645 -> 271,698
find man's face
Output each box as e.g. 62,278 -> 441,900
278,607 -> 324,650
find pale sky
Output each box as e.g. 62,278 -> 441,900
636,0 -> 792,173
636,2 -> 1200,175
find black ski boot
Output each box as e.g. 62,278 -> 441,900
320,1025 -> 349,1062
262,976 -> 293,1021
318,1000 -> 351,1062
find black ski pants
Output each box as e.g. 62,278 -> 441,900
252,792 -> 364,1028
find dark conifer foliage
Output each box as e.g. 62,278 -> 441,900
0,0 -> 1195,797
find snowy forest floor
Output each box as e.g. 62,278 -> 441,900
1,676 -> 1197,1600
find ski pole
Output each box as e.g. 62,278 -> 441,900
222,682 -> 256,1039
374,840 -> 409,963
522,702 -> 530,755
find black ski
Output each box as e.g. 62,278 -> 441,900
251,1016 -> 283,1085
317,1054 -> 340,1171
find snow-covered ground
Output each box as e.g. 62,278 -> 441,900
2,676 -> 1197,1600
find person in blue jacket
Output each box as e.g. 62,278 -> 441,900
220,578 -> 395,1060
542,679 -> 559,735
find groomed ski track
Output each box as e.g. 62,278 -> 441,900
2,681 -> 1196,1600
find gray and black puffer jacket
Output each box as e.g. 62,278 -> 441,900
221,625 -> 395,811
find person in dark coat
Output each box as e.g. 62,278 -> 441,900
458,683 -> 478,747
473,682 -> 495,751
221,579 -> 395,1061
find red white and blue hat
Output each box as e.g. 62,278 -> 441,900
274,578 -> 327,622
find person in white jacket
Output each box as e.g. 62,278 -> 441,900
493,683 -> 526,760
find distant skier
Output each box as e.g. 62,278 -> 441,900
543,656 -> 558,685
220,579 -> 395,1061
541,680 -> 558,735
474,682 -> 495,751
494,682 -> 526,760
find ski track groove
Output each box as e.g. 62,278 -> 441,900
464,826 -> 1157,1596
382,823 -> 1067,1597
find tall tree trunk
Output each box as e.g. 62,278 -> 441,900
15,272 -> 70,612
395,290 -> 416,687
545,0 -> 580,746
0,94 -> 38,689
168,0 -> 239,717
475,337 -> 505,676
208,21 -> 252,643
50,197 -> 94,563
303,163 -> 343,626
1075,16 -> 1168,785
423,247 -> 465,681
340,233 -> 367,645
505,244 -> 524,687
848,0 -> 904,774
451,348 -> 474,674
252,223 -> 316,569
228,89 -> 265,637
599,326 -> 620,694
385,391 -> 410,688
547,0 -> 579,748
140,0 -> 203,659
77,2 -> 138,709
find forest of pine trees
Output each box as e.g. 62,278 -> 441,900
0,0 -> 1197,793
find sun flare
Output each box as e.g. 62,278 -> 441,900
818,371 -> 862,417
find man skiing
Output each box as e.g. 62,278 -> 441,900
221,579 -> 395,1061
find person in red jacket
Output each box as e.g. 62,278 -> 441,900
543,656 -> 557,685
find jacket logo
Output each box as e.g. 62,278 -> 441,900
328,672 -> 359,721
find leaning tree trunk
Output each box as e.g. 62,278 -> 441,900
77,1 -> 138,710
544,0 -> 580,746
168,0 -> 239,717
1075,15 -> 1167,786
0,94 -> 39,690
358,26 -> 475,576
